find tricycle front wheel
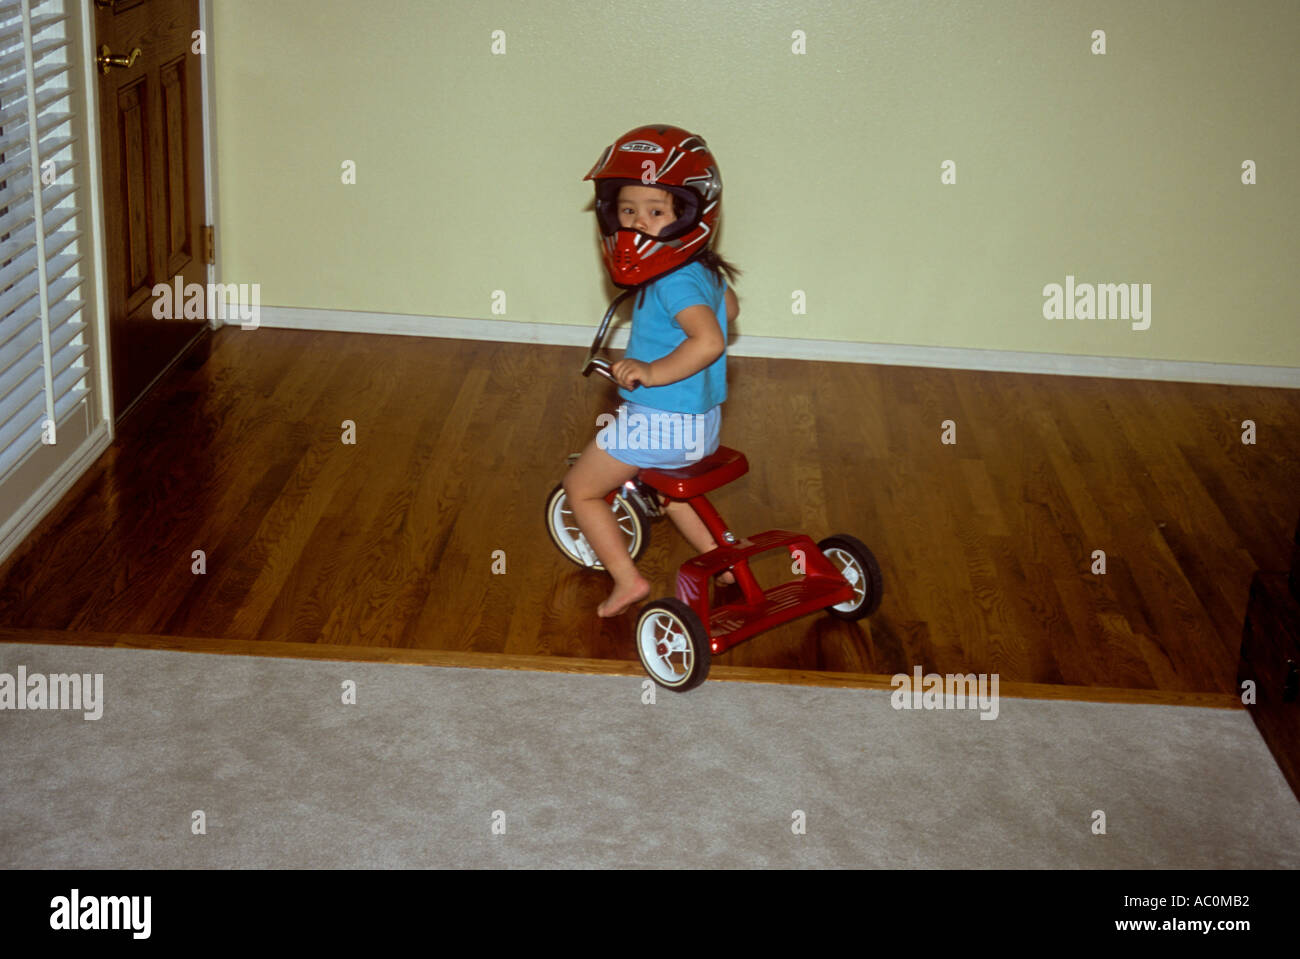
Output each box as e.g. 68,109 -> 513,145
545,484 -> 648,571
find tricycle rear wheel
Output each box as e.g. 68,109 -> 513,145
818,534 -> 883,620
635,598 -> 711,691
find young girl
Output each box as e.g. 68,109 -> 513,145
563,125 -> 742,617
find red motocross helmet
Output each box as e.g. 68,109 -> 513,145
583,124 -> 722,288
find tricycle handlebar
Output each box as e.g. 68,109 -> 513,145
581,290 -> 633,385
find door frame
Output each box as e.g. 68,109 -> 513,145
198,0 -> 219,323
78,0 -> 219,444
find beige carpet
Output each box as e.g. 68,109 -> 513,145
1,642 -> 1296,869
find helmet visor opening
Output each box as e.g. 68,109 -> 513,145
594,179 -> 701,240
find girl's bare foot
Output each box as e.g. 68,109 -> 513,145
597,575 -> 652,618
716,570 -> 735,586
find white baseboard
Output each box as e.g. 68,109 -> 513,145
244,307 -> 1299,389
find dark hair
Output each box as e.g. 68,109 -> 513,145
671,193 -> 741,287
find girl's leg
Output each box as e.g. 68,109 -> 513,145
562,438 -> 651,617
662,498 -> 735,585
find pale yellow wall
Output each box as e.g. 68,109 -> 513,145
212,0 -> 1300,366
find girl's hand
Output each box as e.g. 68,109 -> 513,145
611,359 -> 653,390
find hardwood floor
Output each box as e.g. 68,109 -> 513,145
1,326 -> 1296,705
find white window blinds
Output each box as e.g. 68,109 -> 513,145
0,0 -> 91,484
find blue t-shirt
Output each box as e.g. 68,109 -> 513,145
618,260 -> 728,414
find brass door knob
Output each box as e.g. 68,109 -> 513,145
97,44 -> 141,74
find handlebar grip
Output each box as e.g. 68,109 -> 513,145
584,356 -> 616,383
584,354 -> 640,388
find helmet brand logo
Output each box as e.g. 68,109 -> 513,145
619,140 -> 664,154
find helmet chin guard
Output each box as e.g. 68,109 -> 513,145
598,226 -> 703,289
584,125 -> 722,288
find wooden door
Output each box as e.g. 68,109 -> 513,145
95,0 -> 206,422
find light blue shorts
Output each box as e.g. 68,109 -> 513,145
598,401 -> 721,470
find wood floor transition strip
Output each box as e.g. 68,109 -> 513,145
0,627 -> 1241,709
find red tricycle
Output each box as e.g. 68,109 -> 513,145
546,291 -> 883,691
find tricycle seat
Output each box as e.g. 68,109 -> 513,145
639,446 -> 749,499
